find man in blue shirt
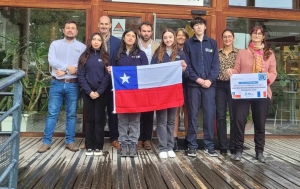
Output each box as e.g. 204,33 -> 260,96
38,20 -> 86,153
184,17 -> 219,157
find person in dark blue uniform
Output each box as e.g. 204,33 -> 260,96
151,28 -> 187,159
77,32 -> 110,156
184,17 -> 220,157
108,29 -> 148,157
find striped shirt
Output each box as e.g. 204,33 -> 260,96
48,38 -> 86,79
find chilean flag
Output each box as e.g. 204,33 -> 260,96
111,61 -> 184,113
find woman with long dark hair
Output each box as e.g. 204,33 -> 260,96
109,29 -> 148,157
216,29 -> 239,155
227,25 -> 277,162
151,28 -> 187,159
77,32 -> 110,156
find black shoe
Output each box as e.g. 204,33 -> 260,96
173,137 -> 179,151
184,137 -> 188,148
187,148 -> 196,157
204,148 -> 218,157
233,151 -> 242,161
256,152 -> 265,163
128,143 -> 137,157
119,143 -> 128,157
220,149 -> 227,155
230,149 -> 236,155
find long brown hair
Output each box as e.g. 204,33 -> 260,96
78,32 -> 109,67
249,25 -> 272,60
153,28 -> 178,63
116,29 -> 140,60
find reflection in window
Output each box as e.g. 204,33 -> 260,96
229,0 -> 297,9
155,18 -> 192,42
227,17 -> 300,135
0,7 -> 86,133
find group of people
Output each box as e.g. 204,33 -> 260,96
37,16 -> 277,163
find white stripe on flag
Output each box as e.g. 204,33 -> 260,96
137,61 -> 182,89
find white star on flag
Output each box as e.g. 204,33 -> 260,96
120,73 -> 130,84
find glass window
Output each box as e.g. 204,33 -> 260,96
227,17 -> 300,135
229,0 -> 297,9
0,7 -> 86,133
155,18 -> 192,42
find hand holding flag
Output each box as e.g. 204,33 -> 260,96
111,61 -> 184,113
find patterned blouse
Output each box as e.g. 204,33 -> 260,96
217,47 -> 239,81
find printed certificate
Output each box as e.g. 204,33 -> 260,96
230,73 -> 267,99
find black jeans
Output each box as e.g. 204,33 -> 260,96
139,111 -> 154,141
82,91 -> 108,150
215,81 -> 235,150
106,88 -> 119,142
232,98 -> 270,153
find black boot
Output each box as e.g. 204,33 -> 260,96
256,152 -> 265,163
173,137 -> 179,151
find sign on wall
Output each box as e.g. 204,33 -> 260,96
112,19 -> 125,38
107,0 -> 203,6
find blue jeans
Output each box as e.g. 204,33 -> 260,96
42,79 -> 79,145
186,86 -> 216,150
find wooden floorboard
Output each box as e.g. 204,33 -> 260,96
13,137 -> 300,189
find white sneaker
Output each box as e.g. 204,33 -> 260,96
85,149 -> 93,156
94,149 -> 103,156
159,152 -> 168,159
168,151 -> 176,158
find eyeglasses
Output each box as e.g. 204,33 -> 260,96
252,32 -> 263,37
223,35 -> 233,39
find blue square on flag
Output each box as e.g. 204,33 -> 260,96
112,66 -> 138,90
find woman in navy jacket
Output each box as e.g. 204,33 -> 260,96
108,29 -> 148,157
77,32 -> 110,156
151,28 -> 187,159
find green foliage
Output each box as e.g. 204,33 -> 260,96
0,34 -> 51,113
0,35 -> 27,69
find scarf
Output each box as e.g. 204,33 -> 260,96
249,42 -> 264,73
103,31 -> 111,51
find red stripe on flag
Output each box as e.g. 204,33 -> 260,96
263,91 -> 267,97
115,83 -> 183,113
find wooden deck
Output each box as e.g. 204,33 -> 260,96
17,137 -> 300,189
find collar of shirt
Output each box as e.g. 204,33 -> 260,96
63,38 -> 77,43
139,39 -> 153,49
139,39 -> 153,64
219,47 -> 238,54
192,35 -> 209,42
